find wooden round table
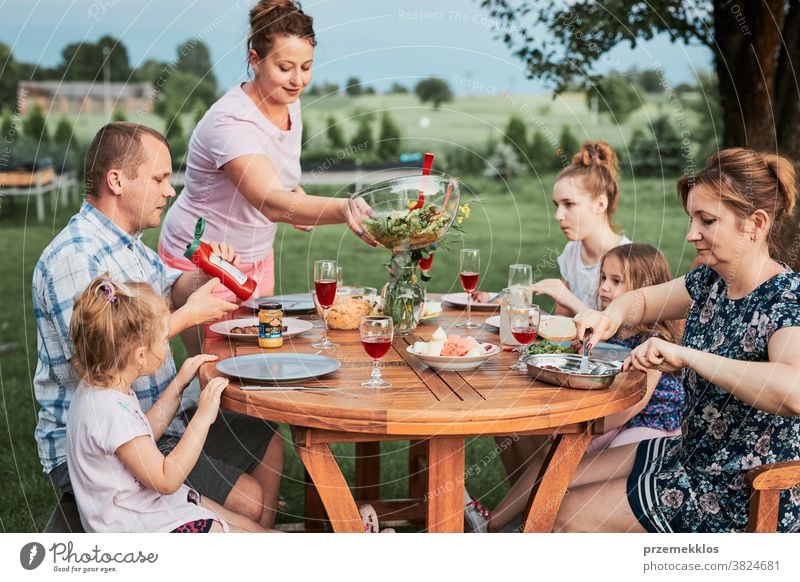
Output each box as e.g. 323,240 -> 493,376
201,307 -> 646,532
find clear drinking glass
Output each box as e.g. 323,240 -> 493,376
360,316 -> 394,387
457,248 -> 481,329
508,264 -> 533,290
312,259 -> 338,349
509,302 -> 540,371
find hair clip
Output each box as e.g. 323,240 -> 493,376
100,278 -> 118,303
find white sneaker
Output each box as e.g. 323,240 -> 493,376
464,490 -> 490,533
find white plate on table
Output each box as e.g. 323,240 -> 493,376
441,292 -> 501,311
405,343 -> 501,371
216,353 -> 340,383
209,317 -> 313,341
242,293 -> 316,314
484,312 -> 554,330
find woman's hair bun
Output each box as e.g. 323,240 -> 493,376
572,140 -> 619,182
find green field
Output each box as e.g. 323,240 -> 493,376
0,171 -> 693,532
58,90 -> 682,155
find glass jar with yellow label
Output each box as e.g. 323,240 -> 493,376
258,302 -> 283,348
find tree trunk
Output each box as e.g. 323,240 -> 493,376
714,1 -> 800,267
713,0 -> 783,152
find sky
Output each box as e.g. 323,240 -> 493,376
0,0 -> 714,94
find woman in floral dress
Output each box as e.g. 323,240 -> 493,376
557,148 -> 800,533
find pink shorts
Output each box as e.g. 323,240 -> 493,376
158,242 -> 275,303
585,426 -> 681,455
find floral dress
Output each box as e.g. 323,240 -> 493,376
607,333 -> 683,432
627,265 -> 800,533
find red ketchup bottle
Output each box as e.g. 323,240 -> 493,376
184,218 -> 257,301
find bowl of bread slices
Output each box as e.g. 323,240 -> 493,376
407,327 -> 501,371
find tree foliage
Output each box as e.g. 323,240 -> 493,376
503,114 -> 528,161
53,117 -> 74,145
326,115 -> 345,148
59,35 -> 132,81
414,78 -> 454,109
345,77 -> 363,97
484,142 -> 526,179
0,43 -> 20,108
25,105 -> 49,144
586,73 -> 642,123
377,112 -> 402,160
350,117 -> 373,151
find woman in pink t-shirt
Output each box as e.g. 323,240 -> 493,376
159,1 -> 372,351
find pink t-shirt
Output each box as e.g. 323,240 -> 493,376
66,384 -> 225,533
160,84 -> 303,263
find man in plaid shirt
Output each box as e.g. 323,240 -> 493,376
33,123 -> 284,528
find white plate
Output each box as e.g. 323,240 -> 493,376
484,312 -> 553,330
216,353 -> 340,383
406,343 -> 501,371
420,301 -> 443,320
441,292 -> 501,311
209,317 -> 314,341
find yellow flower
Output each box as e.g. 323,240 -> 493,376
458,203 -> 471,219
457,217 -> 464,224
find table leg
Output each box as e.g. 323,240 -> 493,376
295,441 -> 363,533
303,468 -> 327,532
355,442 -> 381,501
426,437 -> 465,533
408,440 -> 428,499
521,431 -> 593,533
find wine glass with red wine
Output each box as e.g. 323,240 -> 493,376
312,259 -> 338,349
419,252 -> 434,299
360,316 -> 394,387
509,302 -> 540,371
457,248 -> 481,329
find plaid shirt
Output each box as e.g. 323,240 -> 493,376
32,201 -> 186,473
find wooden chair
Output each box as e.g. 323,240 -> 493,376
746,461 -> 800,532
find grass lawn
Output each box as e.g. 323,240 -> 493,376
58,91 -> 686,156
0,172 -> 693,532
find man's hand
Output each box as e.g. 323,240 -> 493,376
182,278 -> 238,325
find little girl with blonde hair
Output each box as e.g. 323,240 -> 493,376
66,275 -> 267,533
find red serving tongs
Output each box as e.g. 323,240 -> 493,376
411,152 -> 435,210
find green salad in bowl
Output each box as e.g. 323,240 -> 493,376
350,173 -> 460,252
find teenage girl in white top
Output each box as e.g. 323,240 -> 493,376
533,141 -> 630,315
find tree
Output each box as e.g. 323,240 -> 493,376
389,82 -> 409,94
53,117 -> 74,145
176,39 -> 218,92
350,117 -> 373,151
301,118 -> 310,146
0,43 -> 20,108
503,115 -> 528,161
628,115 -> 684,176
586,73 -> 642,123
25,104 -> 49,144
345,77 -> 363,97
557,125 -> 580,166
629,68 -> 663,93
414,77 -> 453,109
377,112 -> 402,160
326,116 -> 345,148
527,130 -> 558,172
154,70 -> 217,118
112,108 -> 127,122
59,36 -> 132,81
1,108 -> 15,145
479,1 -> 800,168
484,142 -> 525,180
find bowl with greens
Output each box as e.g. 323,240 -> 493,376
350,172 -> 461,252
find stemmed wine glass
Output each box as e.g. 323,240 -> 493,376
457,248 -> 481,329
509,300 -> 541,371
360,316 -> 394,387
508,264 -> 533,290
312,259 -> 338,349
